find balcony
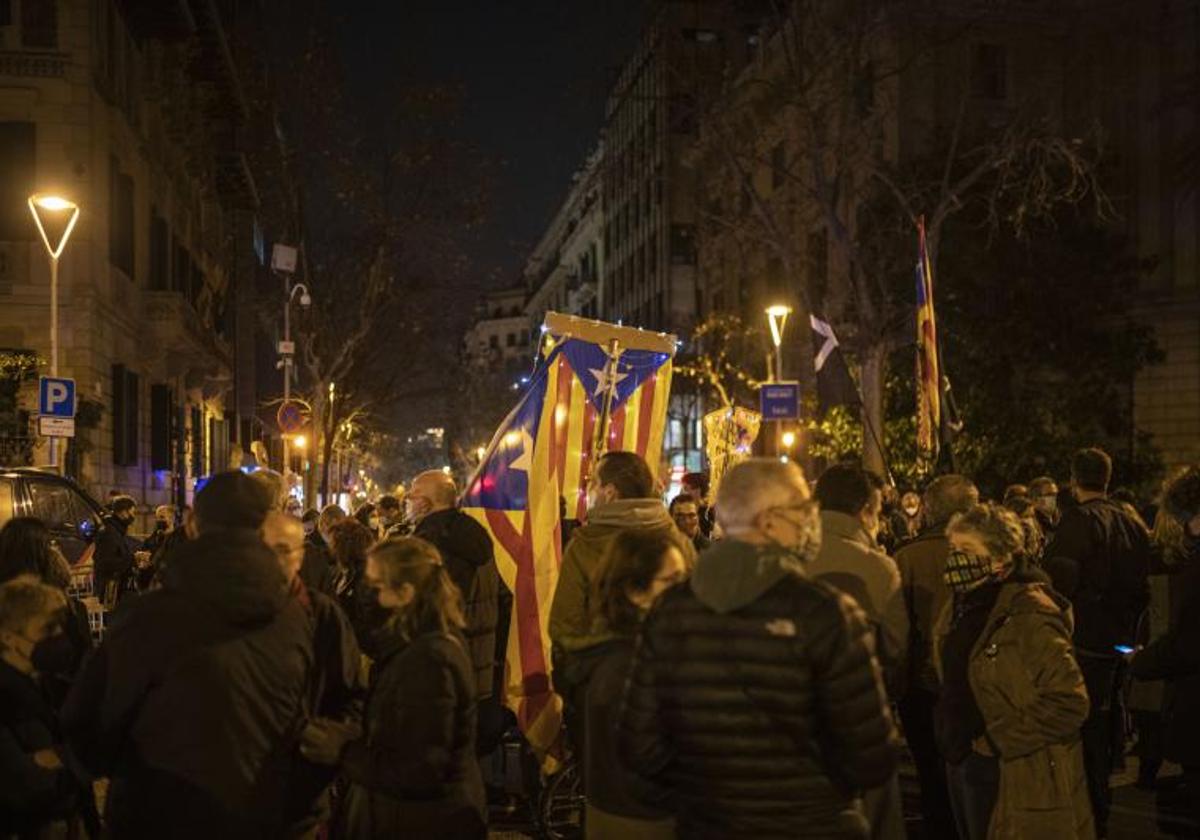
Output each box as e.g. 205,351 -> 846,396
144,290 -> 232,382
0,50 -> 69,78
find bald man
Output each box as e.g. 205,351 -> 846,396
407,470 -> 502,708
261,511 -> 364,835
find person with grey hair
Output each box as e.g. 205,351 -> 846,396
618,459 -> 898,838
892,474 -> 979,839
934,503 -> 1091,839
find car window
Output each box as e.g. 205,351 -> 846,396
28,480 -> 82,532
69,492 -> 100,539
0,479 -> 13,527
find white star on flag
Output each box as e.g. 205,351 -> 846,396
588,359 -> 628,398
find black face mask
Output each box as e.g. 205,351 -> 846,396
30,632 -> 76,676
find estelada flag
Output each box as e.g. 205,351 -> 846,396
915,216 -> 941,456
462,312 -> 675,759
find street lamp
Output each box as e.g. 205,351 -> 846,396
28,194 -> 81,470
765,304 -> 792,382
292,434 -> 307,450
279,280 -> 311,481
781,430 -> 797,449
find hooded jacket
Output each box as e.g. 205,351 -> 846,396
62,528 -> 313,839
618,538 -> 899,839
809,510 -> 908,687
548,498 -> 693,656
933,581 -> 1093,839
414,508 -> 501,701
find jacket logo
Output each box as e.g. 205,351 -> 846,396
765,618 -> 797,637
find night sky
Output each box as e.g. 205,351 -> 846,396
337,0 -> 647,286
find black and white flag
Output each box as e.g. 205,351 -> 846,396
810,314 -> 860,415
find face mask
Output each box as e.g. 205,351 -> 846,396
944,549 -> 1003,594
772,514 -> 822,567
29,631 -> 76,676
369,517 -> 380,530
903,505 -> 919,518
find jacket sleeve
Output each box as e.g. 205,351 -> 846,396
877,556 -> 910,692
1132,572 -> 1200,681
1043,513 -> 1092,597
340,646 -> 461,795
0,727 -> 78,819
985,613 -> 1090,758
548,543 -> 589,653
616,612 -> 675,806
809,593 -> 899,792
314,598 -> 367,724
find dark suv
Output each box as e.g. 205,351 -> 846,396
0,468 -> 105,564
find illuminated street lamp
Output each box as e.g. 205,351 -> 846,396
293,434 -> 308,450
28,194 -> 81,470
765,304 -> 792,382
781,430 -> 797,449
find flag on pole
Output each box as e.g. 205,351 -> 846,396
462,313 -> 675,760
915,216 -> 941,456
809,314 -> 860,414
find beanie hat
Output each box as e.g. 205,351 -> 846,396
194,471 -> 274,533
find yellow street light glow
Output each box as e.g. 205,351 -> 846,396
33,195 -> 75,212
475,445 -> 486,461
782,431 -> 797,448
764,304 -> 793,348
28,193 -> 81,260
293,434 -> 307,449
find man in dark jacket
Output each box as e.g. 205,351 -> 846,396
1044,447 -> 1151,837
262,510 -> 364,836
409,470 -> 501,703
892,473 -> 978,839
92,495 -> 137,606
619,459 -> 900,839
62,471 -> 314,839
299,504 -> 343,594
1132,466 -> 1200,834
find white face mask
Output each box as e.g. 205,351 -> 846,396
903,505 -> 919,518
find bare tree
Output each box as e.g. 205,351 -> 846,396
694,0 -> 1114,474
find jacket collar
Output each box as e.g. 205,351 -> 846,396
820,510 -> 873,548
976,580 -> 1072,649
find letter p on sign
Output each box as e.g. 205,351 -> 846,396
39,377 -> 76,418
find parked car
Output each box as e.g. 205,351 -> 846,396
0,468 -> 105,564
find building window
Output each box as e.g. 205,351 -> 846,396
111,364 -> 139,467
108,156 -> 135,278
150,384 -> 173,471
0,122 -> 34,240
506,333 -> 516,347
670,225 -> 696,265
149,212 -> 169,290
174,242 -> 191,299
771,142 -> 787,189
190,407 -> 203,478
20,0 -> 56,48
970,43 -> 1007,100
489,335 -> 499,349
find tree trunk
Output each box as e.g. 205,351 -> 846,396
859,340 -> 888,479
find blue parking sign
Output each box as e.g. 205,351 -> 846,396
759,382 -> 800,420
39,377 -> 76,418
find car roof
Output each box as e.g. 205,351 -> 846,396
0,468 -> 106,513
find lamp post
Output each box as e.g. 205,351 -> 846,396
765,304 -> 793,457
28,194 -> 81,470
279,280 -> 311,481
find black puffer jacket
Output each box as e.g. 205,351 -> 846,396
415,509 -> 501,701
1044,497 -> 1151,653
618,538 -> 900,839
62,528 -> 313,839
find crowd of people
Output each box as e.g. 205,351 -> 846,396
1,445 -> 1198,839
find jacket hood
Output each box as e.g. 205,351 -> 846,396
820,510 -> 873,547
578,498 -> 674,537
415,509 -> 494,568
161,527 -> 289,626
690,538 -> 805,614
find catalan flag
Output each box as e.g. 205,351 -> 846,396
462,313 -> 675,759
915,216 -> 941,456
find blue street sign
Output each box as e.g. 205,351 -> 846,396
39,376 -> 76,418
759,382 -> 800,420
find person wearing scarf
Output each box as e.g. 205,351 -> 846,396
933,503 -> 1094,840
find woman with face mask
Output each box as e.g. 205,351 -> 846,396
0,518 -> 93,705
0,575 -> 96,837
933,503 -> 1093,840
584,529 -> 688,839
300,537 -> 485,839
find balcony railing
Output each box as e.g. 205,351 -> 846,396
0,50 -> 69,79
